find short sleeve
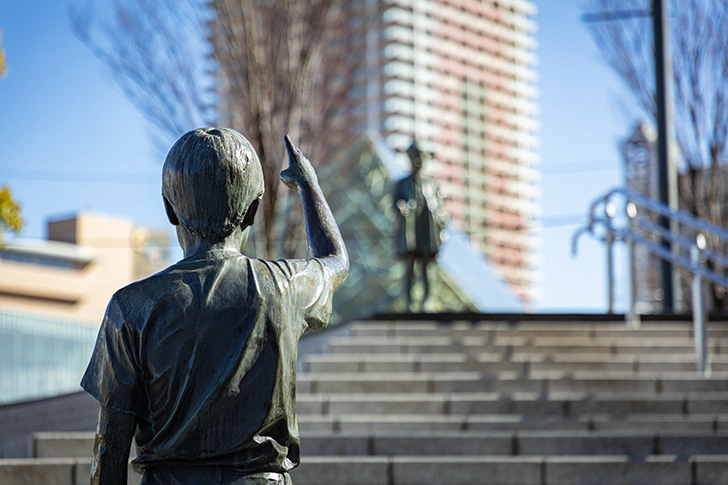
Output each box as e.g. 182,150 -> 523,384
80,296 -> 144,416
273,258 -> 335,333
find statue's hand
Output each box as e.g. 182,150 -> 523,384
396,199 -> 409,215
281,135 -> 317,190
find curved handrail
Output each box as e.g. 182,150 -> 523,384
624,189 -> 728,241
572,186 -> 728,376
573,187 -> 728,282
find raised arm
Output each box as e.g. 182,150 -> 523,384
280,135 -> 349,289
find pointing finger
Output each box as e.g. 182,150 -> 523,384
284,135 -> 297,160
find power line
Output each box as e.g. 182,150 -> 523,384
541,164 -> 619,175
581,9 -> 651,23
0,169 -> 159,185
536,214 -> 586,228
1,164 -> 622,183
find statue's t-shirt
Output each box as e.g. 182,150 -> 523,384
80,249 -> 334,474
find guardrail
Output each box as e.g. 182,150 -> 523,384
0,310 -> 97,405
572,188 -> 728,376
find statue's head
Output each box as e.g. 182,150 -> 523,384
162,128 -> 264,240
406,140 -> 430,172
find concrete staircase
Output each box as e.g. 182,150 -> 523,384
4,319 -> 728,484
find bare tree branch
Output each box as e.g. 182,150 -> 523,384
71,0 -> 215,148
584,0 -> 728,308
72,0 -> 356,259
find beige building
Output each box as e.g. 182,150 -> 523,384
0,212 -> 168,325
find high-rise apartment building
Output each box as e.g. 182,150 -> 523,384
212,0 -> 539,304
344,0 -> 539,303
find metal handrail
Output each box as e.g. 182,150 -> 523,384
635,217 -> 728,271
625,190 -> 728,241
572,187 -> 728,376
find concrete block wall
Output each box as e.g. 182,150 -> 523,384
0,392 -> 98,459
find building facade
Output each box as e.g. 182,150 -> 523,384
213,0 -> 539,304
345,0 -> 539,304
0,213 -> 168,324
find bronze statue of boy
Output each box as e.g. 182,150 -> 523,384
81,128 -> 348,485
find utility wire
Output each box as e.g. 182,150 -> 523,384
1,165 -> 619,183
2,214 -> 586,251
581,9 -> 652,23
541,165 -> 619,175
537,213 -> 587,228
0,169 -> 159,185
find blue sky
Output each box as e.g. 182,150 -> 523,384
0,0 -> 637,312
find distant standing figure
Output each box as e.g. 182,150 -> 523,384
394,141 -> 447,311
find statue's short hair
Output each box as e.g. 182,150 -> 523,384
162,128 -> 264,239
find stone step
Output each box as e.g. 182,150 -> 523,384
326,339 -> 710,356
301,431 -> 728,459
331,333 -> 720,345
0,458 -> 139,485
303,354 -> 728,374
349,328 -> 728,341
33,433 -> 94,460
493,336 -> 719,346
351,321 -> 694,331
6,454 -> 728,485
349,320 -> 728,339
297,372 -> 728,394
588,414 -> 721,432
295,413 -> 728,433
290,454 -> 728,485
32,431 -> 728,460
348,326 -> 658,338
31,432 -> 138,461
296,391 -> 728,417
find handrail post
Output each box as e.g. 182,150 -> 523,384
626,202 -> 640,328
605,201 -> 616,314
691,239 -> 707,377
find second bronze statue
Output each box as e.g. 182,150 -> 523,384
394,141 -> 447,312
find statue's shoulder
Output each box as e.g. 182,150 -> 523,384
111,264 -> 184,311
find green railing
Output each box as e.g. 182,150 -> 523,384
0,309 -> 97,405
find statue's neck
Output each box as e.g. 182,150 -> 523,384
177,225 -> 250,259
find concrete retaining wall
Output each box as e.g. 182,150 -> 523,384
0,393 -> 98,459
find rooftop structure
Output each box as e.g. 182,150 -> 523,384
0,212 -> 168,324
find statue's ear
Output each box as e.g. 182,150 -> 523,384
163,197 -> 180,226
241,197 -> 260,229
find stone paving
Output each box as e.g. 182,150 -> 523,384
3,319 -> 728,484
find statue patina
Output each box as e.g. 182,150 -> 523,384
394,141 -> 447,311
81,128 -> 348,485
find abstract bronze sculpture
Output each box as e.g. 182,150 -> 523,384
394,141 -> 447,311
81,128 -> 348,485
